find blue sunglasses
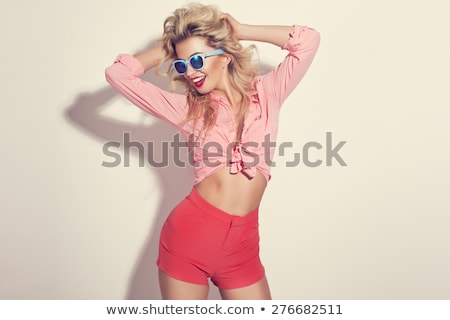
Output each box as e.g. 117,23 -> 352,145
172,49 -> 225,75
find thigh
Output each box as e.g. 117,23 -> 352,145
219,276 -> 271,300
159,269 -> 209,300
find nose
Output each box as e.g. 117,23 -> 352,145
185,63 -> 196,77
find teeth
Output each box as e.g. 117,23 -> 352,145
193,76 -> 205,83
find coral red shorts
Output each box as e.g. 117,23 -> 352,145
157,187 -> 265,290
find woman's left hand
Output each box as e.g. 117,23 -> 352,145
220,13 -> 244,41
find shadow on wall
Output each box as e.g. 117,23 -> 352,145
64,41 -> 275,299
64,88 -> 204,299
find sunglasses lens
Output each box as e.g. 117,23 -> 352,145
173,61 -> 187,74
189,55 -> 204,70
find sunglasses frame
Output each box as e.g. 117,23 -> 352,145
172,49 -> 225,75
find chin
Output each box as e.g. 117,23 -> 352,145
195,86 -> 212,95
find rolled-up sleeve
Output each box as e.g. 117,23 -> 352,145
105,54 -> 187,128
261,25 -> 321,108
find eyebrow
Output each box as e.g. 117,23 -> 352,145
177,52 -> 202,60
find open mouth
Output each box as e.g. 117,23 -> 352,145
192,76 -> 206,88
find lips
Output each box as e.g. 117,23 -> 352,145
192,76 -> 206,88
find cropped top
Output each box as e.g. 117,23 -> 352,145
105,25 -> 320,184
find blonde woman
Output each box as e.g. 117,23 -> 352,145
105,3 -> 320,300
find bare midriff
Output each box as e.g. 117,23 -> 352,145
194,166 -> 267,217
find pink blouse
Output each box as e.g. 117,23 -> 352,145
105,25 -> 320,184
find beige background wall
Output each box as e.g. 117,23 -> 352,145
1,0 -> 449,299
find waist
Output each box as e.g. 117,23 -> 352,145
187,187 -> 259,225
194,167 -> 267,216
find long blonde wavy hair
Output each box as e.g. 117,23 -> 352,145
159,3 -> 258,141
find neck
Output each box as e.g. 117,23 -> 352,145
211,78 -> 242,110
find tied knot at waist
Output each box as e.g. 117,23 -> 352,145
229,144 -> 256,178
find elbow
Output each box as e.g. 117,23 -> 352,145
104,65 -> 117,86
298,26 -> 321,57
312,29 -> 321,48
104,55 -> 140,87
305,26 -> 321,49
105,64 -> 127,89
